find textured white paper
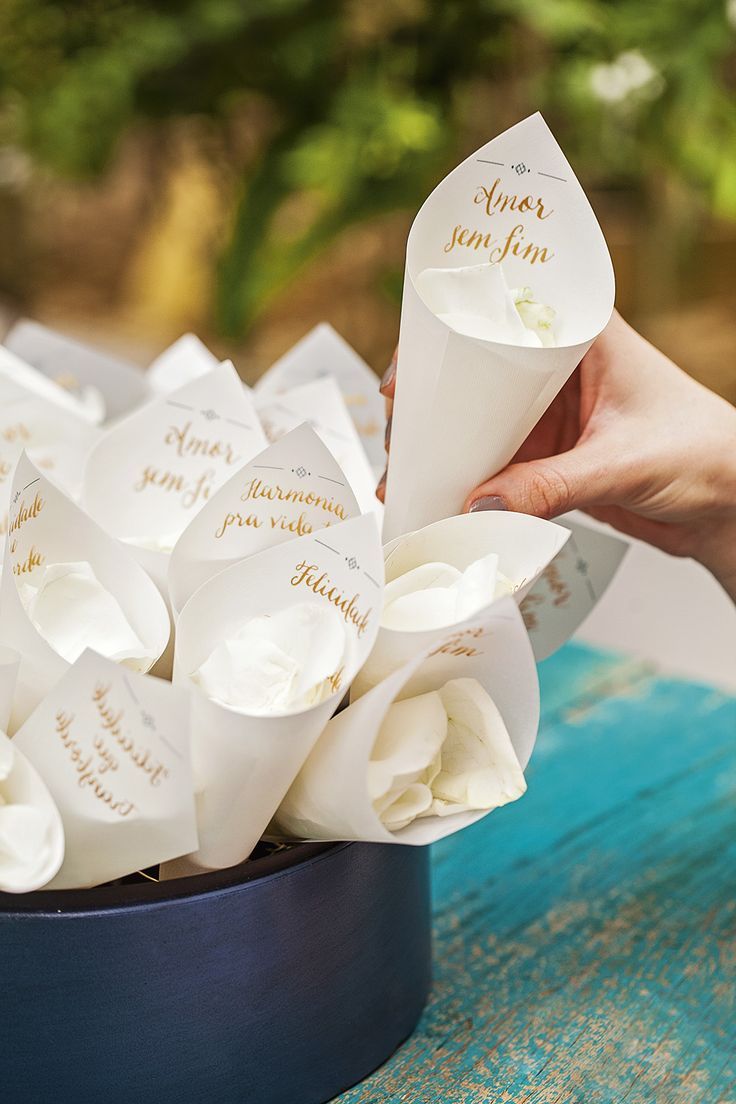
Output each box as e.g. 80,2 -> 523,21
353,510 -> 569,696
255,377 -> 379,516
0,729 -> 65,893
0,370 -> 100,556
0,647 -> 19,733
168,423 -> 361,613
255,324 -> 386,474
274,595 -> 537,844
521,516 -> 630,660
147,333 -> 221,394
0,387 -> 99,500
383,113 -> 615,540
172,512 -> 384,870
4,319 -> 147,421
13,650 -> 198,889
82,362 -> 267,589
0,343 -> 103,424
0,454 -> 170,731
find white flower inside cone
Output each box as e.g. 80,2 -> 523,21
416,261 -> 556,347
0,735 -> 58,893
123,532 -> 182,554
381,551 -> 513,632
192,602 -> 346,716
368,678 -> 526,832
18,561 -> 152,669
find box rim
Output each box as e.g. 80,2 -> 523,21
0,839 -> 347,915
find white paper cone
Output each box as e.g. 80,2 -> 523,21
255,324 -> 386,475
138,547 -> 178,682
0,343 -> 103,424
82,358 -> 262,675
0,730 -> 65,893
274,596 -> 537,844
255,377 -> 380,517
0,647 -> 20,733
4,320 -> 147,421
0,454 -> 170,731
353,510 -> 569,696
383,112 -> 615,540
521,515 -> 630,660
146,333 -> 221,394
168,423 -> 361,613
13,650 -> 198,889
82,362 -> 266,561
0,356 -> 100,551
172,512 -> 384,870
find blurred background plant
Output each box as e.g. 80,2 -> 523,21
0,0 -> 734,396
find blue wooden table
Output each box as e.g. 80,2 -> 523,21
341,642 -> 736,1104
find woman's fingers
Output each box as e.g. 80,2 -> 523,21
464,440 -> 621,519
379,347 -> 398,400
376,346 -> 398,502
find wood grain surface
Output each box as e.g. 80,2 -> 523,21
339,643 -> 736,1104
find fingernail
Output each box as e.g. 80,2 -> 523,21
379,352 -> 397,395
384,414 -> 392,453
376,470 -> 387,502
469,495 -> 507,512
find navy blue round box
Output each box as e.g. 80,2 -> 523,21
0,841 -> 431,1104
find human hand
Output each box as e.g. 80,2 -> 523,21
376,346 -> 398,505
378,313 -> 736,600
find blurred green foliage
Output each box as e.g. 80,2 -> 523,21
0,0 -> 734,335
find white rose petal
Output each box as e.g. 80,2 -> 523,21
19,561 -> 152,669
0,731 -> 64,893
123,532 -> 182,554
381,562 -> 463,630
416,262 -> 556,347
511,287 -> 556,347
76,384 -> 106,425
453,552 -> 512,619
0,734 -> 13,781
367,691 -> 447,831
381,552 -> 513,632
368,678 -> 526,831
429,678 -> 526,816
0,804 -> 54,886
192,602 -> 346,716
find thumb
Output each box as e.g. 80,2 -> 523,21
464,444 -> 615,520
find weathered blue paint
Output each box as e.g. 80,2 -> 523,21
342,642 -> 736,1104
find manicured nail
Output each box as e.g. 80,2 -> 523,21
384,414 -> 392,453
379,352 -> 397,395
376,470 -> 387,502
469,495 -> 507,512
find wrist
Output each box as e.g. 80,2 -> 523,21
697,516 -> 736,603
